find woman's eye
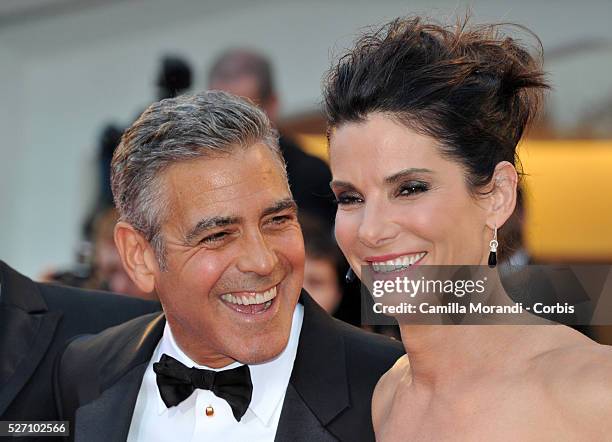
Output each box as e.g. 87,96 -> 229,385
334,193 -> 363,205
397,181 -> 429,197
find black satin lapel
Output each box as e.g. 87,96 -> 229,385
0,261 -> 48,312
0,305 -> 61,416
275,384 -> 338,442
74,362 -> 148,442
289,292 -> 350,426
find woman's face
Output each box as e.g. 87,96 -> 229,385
329,113 -> 493,278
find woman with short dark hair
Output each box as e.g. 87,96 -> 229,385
324,16 -> 612,440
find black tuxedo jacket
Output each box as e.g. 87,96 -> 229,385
0,261 -> 160,428
56,291 -> 404,441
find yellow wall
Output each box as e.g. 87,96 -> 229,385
519,141 -> 612,261
296,135 -> 612,261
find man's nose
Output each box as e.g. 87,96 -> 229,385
235,231 -> 278,276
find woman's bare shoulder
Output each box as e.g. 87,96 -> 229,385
372,354 -> 410,429
535,329 -> 612,380
535,332 -> 612,434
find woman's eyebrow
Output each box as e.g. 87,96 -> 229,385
329,180 -> 355,190
384,168 -> 433,185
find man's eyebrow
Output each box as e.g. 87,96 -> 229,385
184,215 -> 241,243
183,199 -> 296,243
384,168 -> 433,185
262,199 -> 298,217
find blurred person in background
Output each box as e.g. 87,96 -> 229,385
299,214 -> 343,315
156,55 -> 192,101
83,56 -> 194,250
208,48 -> 336,231
88,207 -> 155,300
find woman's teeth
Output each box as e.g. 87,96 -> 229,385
371,252 -> 426,273
220,286 -> 277,306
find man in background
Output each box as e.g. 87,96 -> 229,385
208,48 -> 336,230
299,213 -> 343,315
0,260 -> 159,435
88,208 -> 155,300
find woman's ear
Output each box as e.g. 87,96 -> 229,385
113,221 -> 158,294
487,161 -> 518,230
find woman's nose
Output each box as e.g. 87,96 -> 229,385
357,202 -> 399,248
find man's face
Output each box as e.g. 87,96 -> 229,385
303,257 -> 341,314
209,75 -> 278,123
153,144 -> 304,366
210,75 -> 261,104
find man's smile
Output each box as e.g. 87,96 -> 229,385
220,285 -> 279,314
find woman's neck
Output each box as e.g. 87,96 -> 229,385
398,322 -> 566,392
396,271 -> 553,390
399,325 -> 518,385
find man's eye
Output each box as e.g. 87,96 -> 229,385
397,181 -> 429,197
269,214 -> 293,225
334,193 -> 363,205
200,231 -> 228,244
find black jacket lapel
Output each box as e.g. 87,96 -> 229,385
61,313 -> 165,442
0,262 -> 62,416
275,384 -> 338,442
276,292 -> 350,440
74,362 -> 149,442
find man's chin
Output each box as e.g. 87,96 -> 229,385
230,335 -> 291,365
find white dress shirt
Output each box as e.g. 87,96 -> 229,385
127,304 -> 304,442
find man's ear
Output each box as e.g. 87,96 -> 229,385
114,221 -> 158,294
486,161 -> 518,231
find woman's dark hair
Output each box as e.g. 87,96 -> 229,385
324,15 -> 549,193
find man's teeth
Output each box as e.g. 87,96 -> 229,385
220,286 -> 277,305
371,252 -> 426,272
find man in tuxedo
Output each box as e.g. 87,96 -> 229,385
55,91 -> 404,441
0,261 -> 159,427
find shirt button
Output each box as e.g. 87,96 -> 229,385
205,405 -> 214,417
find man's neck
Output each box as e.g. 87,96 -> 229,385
165,320 -> 237,369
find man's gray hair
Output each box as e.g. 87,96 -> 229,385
111,90 -> 286,269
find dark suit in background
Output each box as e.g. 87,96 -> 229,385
279,136 -> 336,230
0,261 -> 159,429
55,292 -> 404,442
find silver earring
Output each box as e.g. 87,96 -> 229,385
345,268 -> 356,283
488,225 -> 498,268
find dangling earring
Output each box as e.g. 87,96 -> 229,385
345,268 -> 356,283
488,225 -> 498,268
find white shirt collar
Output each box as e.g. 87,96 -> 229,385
152,303 -> 304,426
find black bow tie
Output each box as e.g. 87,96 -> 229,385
153,354 -> 253,422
